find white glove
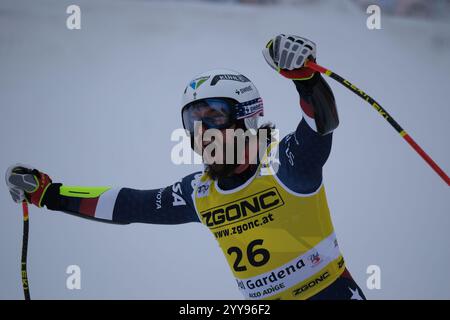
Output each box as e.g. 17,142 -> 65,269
263,34 -> 317,72
5,163 -> 39,203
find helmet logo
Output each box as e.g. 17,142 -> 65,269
211,74 -> 250,86
189,76 -> 210,90
235,85 -> 253,95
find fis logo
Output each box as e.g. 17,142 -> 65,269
197,181 -> 211,198
201,188 -> 284,228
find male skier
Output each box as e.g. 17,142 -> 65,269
6,34 -> 366,300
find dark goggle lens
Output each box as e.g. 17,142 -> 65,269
182,98 -> 234,134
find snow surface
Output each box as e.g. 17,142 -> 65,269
1,0 -> 449,299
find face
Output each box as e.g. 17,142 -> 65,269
192,116 -> 249,179
183,99 -> 258,179
193,121 -> 238,162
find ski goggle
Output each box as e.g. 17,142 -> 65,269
181,98 -> 236,134
181,97 -> 263,135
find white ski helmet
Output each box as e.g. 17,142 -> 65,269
181,69 -> 264,132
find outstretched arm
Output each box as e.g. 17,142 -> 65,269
5,164 -> 201,225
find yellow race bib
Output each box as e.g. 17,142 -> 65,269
194,143 -> 345,300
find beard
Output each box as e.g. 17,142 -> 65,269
204,140 -> 243,180
202,133 -> 248,180
205,162 -> 240,180
195,120 -> 267,180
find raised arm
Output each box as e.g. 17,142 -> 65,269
5,164 -> 201,225
262,34 -> 339,193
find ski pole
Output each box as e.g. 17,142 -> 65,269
305,60 -> 450,186
21,201 -> 30,300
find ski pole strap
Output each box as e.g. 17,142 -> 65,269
21,201 -> 30,300
305,60 -> 450,186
